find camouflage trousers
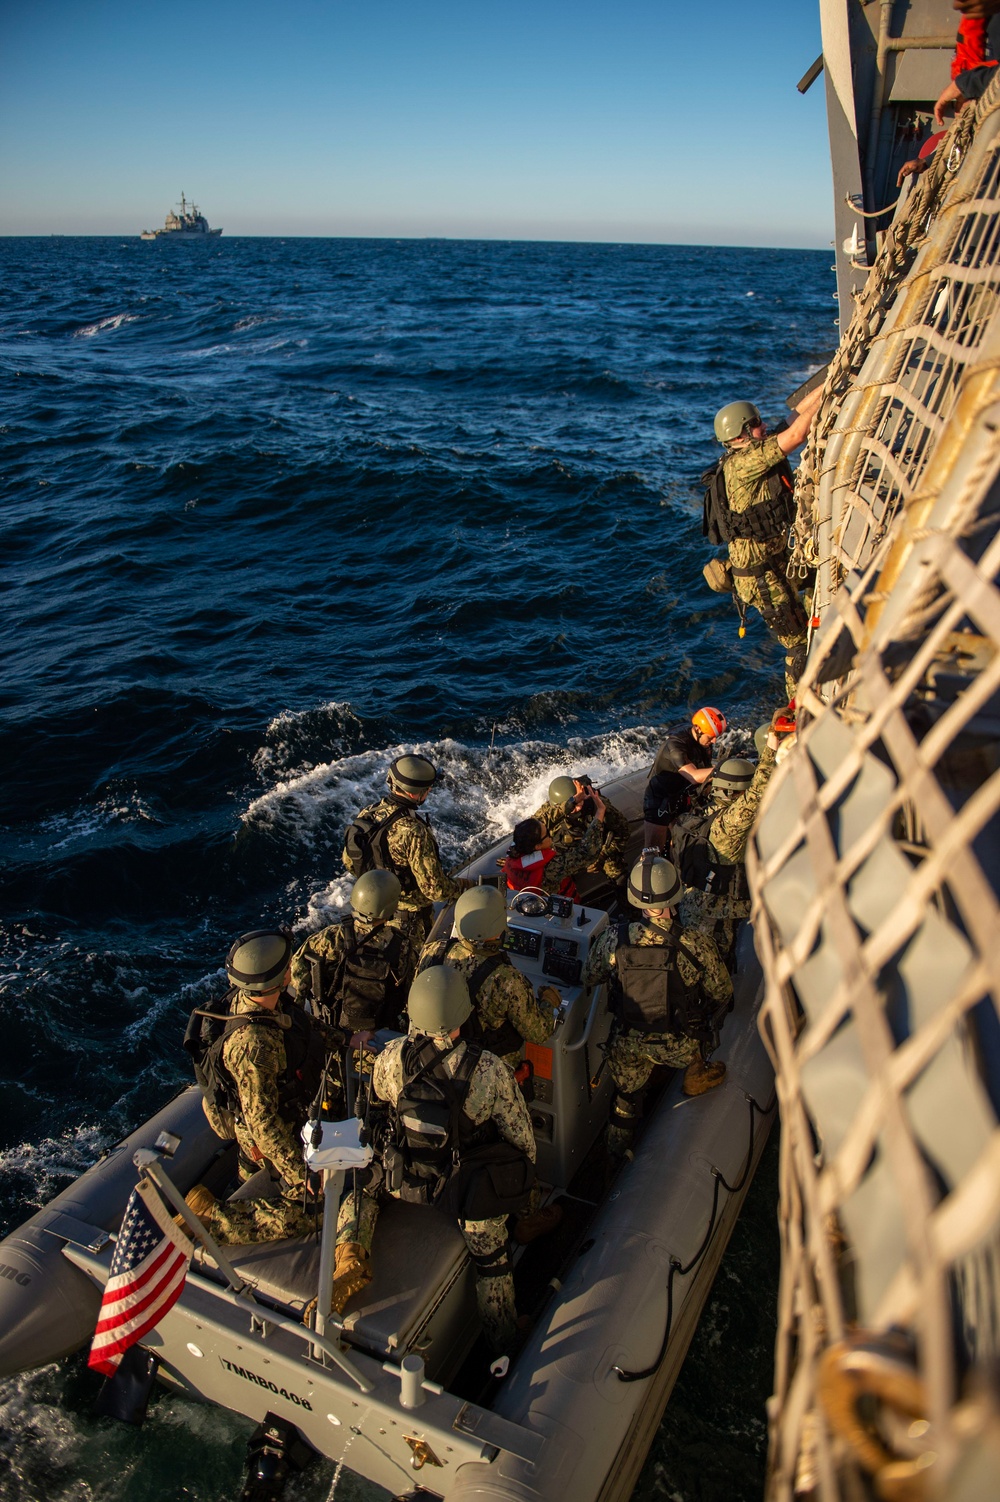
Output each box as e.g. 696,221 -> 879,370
337,1187 -> 516,1357
593,837 -> 627,884
607,1027 -> 701,1095
679,889 -> 750,967
207,1186 -> 322,1245
732,566 -> 808,698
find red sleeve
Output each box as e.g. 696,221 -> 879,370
953,18 -> 996,80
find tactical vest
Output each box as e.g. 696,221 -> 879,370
391,1036 -> 493,1203
670,805 -> 749,901
502,847 -> 576,898
304,918 -> 407,1031
384,1036 -> 533,1220
609,923 -> 704,1036
183,989 -> 327,1130
703,453 -> 795,546
343,802 -> 438,900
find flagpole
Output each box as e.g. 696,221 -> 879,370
133,1149 -> 249,1295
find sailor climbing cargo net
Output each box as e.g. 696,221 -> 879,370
754,73 -> 1000,1502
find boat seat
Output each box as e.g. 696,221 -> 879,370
194,1197 -> 474,1364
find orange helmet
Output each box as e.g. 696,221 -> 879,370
692,706 -> 726,740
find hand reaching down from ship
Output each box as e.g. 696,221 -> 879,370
897,156 -> 932,187
935,78 -> 969,125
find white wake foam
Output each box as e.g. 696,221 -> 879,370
242,716 -> 663,930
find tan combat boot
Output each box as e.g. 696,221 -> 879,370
174,1183 -> 217,1236
330,1242 -> 372,1314
682,1060 -> 727,1097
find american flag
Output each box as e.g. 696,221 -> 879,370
88,1177 -> 193,1378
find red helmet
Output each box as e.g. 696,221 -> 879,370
692,706 -> 726,740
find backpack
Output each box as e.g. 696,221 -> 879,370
701,461 -> 732,546
342,805 -> 410,879
183,988 -> 279,1119
670,805 -> 748,900
183,991 -> 326,1124
302,919 -> 407,1032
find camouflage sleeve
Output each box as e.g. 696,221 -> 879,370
415,936 -> 451,976
372,1038 -> 405,1105
479,964 -> 556,1045
290,924 -> 342,1002
541,817 -> 602,891
676,930 -> 733,1008
225,1028 -> 306,1189
602,800 -> 631,844
529,801 -> 552,830
580,926 -> 617,990
710,745 -> 777,863
392,819 -> 463,904
464,1053 -> 537,1162
725,436 -> 786,508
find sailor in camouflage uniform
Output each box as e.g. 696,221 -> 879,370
331,969 -> 536,1361
530,775 -> 631,883
342,755 -> 470,947
185,931 -> 349,1244
291,870 -> 421,1034
715,388 -> 822,697
676,735 -> 778,960
581,856 -> 732,1155
418,885 -> 558,1066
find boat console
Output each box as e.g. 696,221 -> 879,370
496,887 -> 611,1189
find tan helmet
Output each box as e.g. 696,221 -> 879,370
714,401 -> 761,444
350,869 -> 402,922
454,885 -> 507,943
714,758 -> 755,795
627,854 -> 683,911
407,966 -> 473,1035
225,930 -> 292,994
387,754 -> 437,795
547,775 -> 577,808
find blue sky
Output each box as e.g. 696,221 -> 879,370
1,0 -> 831,244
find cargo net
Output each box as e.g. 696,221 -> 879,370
753,76 -> 1000,1502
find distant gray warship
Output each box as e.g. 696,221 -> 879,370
140,193 -> 221,241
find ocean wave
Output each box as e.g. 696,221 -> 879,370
72,312 -> 140,338
0,1124 -> 108,1217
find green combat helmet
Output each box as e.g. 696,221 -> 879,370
547,776 -> 577,809
226,930 -> 293,994
627,854 -> 683,911
351,869 -> 402,922
753,724 -> 771,756
388,754 -> 438,795
407,966 -> 473,1035
714,758 -> 755,795
714,401 -> 761,444
454,885 -> 507,943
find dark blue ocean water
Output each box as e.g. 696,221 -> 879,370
0,236 -> 833,1501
